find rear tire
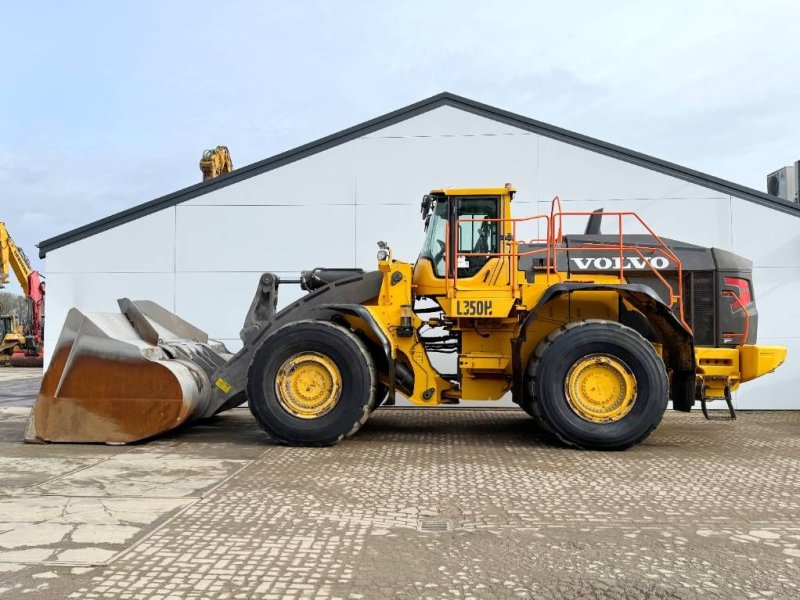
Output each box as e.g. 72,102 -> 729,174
247,320 -> 376,446
526,320 -> 668,450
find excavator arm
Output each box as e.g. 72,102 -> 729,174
1,222 -> 34,296
0,222 -> 45,359
199,146 -> 234,181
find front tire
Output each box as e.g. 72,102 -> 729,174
526,320 -> 668,450
247,320 -> 376,446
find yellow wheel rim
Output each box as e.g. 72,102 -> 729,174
275,352 -> 342,419
565,354 -> 637,423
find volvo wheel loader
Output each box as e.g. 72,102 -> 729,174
26,186 -> 786,449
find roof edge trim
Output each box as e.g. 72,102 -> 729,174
39,91 -> 800,257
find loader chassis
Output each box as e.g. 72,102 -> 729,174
26,186 -> 786,449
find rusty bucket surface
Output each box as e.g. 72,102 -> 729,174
25,299 -> 232,444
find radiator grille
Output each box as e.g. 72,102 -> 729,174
686,272 -> 715,346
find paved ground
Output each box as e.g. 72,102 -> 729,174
0,368 -> 41,407
1,369 -> 799,599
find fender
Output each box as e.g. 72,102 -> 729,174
511,282 -> 696,411
209,271 -> 385,412
313,303 -> 397,404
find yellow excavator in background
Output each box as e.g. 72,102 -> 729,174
199,146 -> 233,181
0,222 -> 45,365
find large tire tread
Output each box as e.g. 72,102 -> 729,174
525,319 -> 668,450
247,320 -> 376,446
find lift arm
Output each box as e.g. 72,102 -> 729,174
0,222 -> 34,296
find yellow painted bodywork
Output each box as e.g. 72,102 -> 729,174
0,315 -> 26,356
739,345 -> 787,382
364,258 -> 451,405
351,187 -> 785,407
431,186 -> 516,197
0,223 -> 35,354
199,146 -> 233,181
695,345 -> 788,399
0,222 -> 34,295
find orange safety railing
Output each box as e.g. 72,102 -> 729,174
447,196 -> 690,330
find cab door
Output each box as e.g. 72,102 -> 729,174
447,194 -> 517,318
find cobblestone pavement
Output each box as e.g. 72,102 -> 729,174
0,368 -> 41,407
0,403 -> 799,599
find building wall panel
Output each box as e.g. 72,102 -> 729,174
362,105 -> 528,138
43,272 -> 175,363
174,271 -> 306,341
538,137 -> 730,202
175,204 -> 356,272
734,337 -> 799,410
749,267 -> 800,340
355,204 -> 428,267
46,210 -> 175,274
354,133 -> 537,206
183,143 -> 356,207
731,197 -> 800,267
42,106 -> 798,409
543,196 -> 733,251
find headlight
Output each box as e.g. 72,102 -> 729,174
377,249 -> 389,261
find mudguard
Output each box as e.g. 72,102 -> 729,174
511,282 -> 696,411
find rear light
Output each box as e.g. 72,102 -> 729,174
723,277 -> 752,311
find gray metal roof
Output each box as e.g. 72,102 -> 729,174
38,92 -> 800,258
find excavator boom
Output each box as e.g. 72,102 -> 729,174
1,222 -> 34,295
199,146 -> 233,181
0,222 -> 45,363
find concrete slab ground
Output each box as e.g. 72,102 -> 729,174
0,370 -> 799,598
0,368 -> 40,407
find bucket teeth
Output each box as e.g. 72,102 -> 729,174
25,301 -> 232,445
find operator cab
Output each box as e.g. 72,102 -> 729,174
413,186 -> 514,297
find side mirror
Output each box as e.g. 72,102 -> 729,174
424,214 -> 431,231
420,195 -> 432,219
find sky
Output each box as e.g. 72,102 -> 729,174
1,0 -> 799,292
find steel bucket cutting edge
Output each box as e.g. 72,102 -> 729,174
25,299 -> 233,444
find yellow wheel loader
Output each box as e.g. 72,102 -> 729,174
26,187 -> 786,449
1,315 -> 26,358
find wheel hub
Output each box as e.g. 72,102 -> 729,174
275,352 -> 342,419
565,354 -> 637,423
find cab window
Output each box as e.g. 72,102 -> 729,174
456,196 -> 499,278
419,198 -> 449,277
418,195 -> 500,278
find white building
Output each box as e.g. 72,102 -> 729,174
39,93 -> 799,409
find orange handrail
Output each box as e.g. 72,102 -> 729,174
451,214 -> 550,296
445,198 -> 690,331
549,195 -> 563,245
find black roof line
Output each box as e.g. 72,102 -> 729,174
38,91 -> 800,257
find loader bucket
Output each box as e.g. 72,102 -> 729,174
25,299 -> 233,444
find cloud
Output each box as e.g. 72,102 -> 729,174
1,0 -> 798,276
